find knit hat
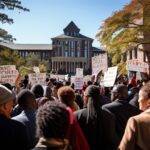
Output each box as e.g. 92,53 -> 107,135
0,84 -> 14,105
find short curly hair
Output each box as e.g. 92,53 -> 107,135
36,101 -> 69,139
57,86 -> 75,107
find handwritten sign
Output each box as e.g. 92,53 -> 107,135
92,53 -> 108,76
0,65 -> 19,85
29,73 -> 46,85
103,66 -> 118,87
74,77 -> 84,90
126,59 -> 149,73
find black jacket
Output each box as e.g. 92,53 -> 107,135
0,114 -> 29,150
102,99 -> 140,147
74,108 -> 104,150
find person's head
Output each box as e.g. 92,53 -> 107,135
111,84 -> 128,101
45,77 -> 49,83
57,86 -> 75,108
17,89 -> 37,110
84,85 -> 101,107
0,85 -> 14,118
138,82 -> 150,111
36,101 -> 69,139
31,84 -> 44,98
84,85 -> 101,122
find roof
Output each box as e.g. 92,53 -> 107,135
52,34 -> 93,40
92,47 -> 106,53
63,21 -> 80,33
0,42 -> 52,50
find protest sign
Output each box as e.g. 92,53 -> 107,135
74,77 -> 84,90
92,53 -> 108,76
126,59 -> 149,73
29,73 -> 46,85
33,66 -> 40,74
50,74 -> 65,81
103,66 -> 118,87
76,68 -> 83,77
0,65 -> 19,85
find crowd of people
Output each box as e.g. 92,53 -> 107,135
0,75 -> 150,150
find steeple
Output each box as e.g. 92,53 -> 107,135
63,21 -> 80,36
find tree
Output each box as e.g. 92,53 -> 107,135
0,47 -> 25,67
0,0 -> 29,42
96,0 -> 150,74
25,54 -> 49,72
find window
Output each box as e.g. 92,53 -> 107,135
84,50 -> 88,58
134,48 -> 137,59
71,51 -> 74,57
129,50 -> 132,60
71,41 -> 74,49
65,50 -> 68,57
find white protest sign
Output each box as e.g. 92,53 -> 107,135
74,77 -> 84,90
126,59 -> 149,73
92,53 -> 108,76
29,73 -> 46,85
50,74 -> 65,81
33,66 -> 40,74
0,65 -> 19,85
103,66 -> 118,87
76,68 -> 83,77
50,74 -> 58,79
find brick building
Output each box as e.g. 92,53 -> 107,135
0,21 -> 105,74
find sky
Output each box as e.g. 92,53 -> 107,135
1,0 -> 131,47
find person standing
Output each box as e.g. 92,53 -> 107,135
0,85 -> 29,150
12,89 -> 37,149
102,84 -> 140,149
119,82 -> 150,150
75,85 -> 104,150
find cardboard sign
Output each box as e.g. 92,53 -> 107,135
103,66 -> 118,87
92,53 -> 108,76
29,73 -> 46,85
74,77 -> 84,90
76,68 -> 83,77
0,65 -> 19,85
126,59 -> 149,73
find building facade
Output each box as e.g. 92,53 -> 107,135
125,47 -> 149,78
0,21 -> 105,75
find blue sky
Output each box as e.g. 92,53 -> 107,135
1,0 -> 130,47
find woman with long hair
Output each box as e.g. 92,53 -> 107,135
74,85 -> 104,150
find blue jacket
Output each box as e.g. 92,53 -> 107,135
12,109 -> 37,148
